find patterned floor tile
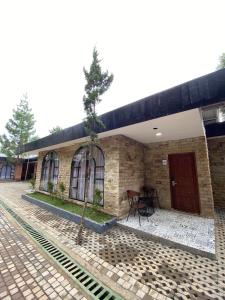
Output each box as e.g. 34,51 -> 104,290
1,182 -> 225,299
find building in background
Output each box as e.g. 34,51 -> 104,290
0,154 -> 37,181
17,69 -> 225,218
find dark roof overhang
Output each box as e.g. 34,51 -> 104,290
17,68 -> 225,154
205,122 -> 225,138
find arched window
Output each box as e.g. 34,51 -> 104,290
0,161 -> 15,180
70,145 -> 104,205
40,151 -> 59,192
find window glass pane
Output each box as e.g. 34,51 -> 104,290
95,166 -> 104,179
1,166 -> 6,179
95,180 -> 103,191
72,167 -> 79,178
77,158 -> 86,200
70,146 -> 104,205
0,163 -> 14,179
40,151 -> 59,191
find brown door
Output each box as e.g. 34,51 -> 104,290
168,153 -> 200,214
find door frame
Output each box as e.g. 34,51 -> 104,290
168,152 -> 200,214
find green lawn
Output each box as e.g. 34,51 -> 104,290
27,192 -> 113,223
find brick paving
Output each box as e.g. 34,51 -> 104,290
0,205 -> 87,299
1,182 -> 225,300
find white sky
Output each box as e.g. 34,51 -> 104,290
0,0 -> 225,138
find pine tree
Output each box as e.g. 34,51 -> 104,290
76,48 -> 113,244
217,53 -> 225,70
49,126 -> 63,134
83,48 -> 114,142
0,94 -> 36,157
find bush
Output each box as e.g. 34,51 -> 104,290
59,182 -> 66,202
93,188 -> 102,210
47,181 -> 54,200
29,178 -> 36,190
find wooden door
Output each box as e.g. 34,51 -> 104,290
168,153 -> 200,214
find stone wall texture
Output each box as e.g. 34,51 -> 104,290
118,135 -> 145,216
208,137 -> 225,208
35,134 -> 214,218
35,136 -> 121,216
144,136 -> 214,217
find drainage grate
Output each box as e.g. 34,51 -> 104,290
0,201 -> 123,300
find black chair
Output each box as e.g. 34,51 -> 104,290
142,186 -> 159,209
138,196 -> 154,218
126,190 -> 145,226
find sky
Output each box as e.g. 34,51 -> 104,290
0,0 -> 225,138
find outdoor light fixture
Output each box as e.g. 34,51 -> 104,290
156,132 -> 162,136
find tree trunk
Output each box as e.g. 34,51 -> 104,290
76,146 -> 91,245
24,157 -> 29,181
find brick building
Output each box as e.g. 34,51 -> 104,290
17,69 -> 225,218
0,155 -> 37,181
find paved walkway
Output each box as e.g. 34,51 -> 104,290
1,182 -> 225,300
0,204 -> 87,299
118,209 -> 215,256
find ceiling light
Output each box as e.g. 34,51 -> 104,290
156,132 -> 162,136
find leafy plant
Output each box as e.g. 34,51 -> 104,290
29,177 -> 36,190
47,181 -> 54,200
93,188 -> 102,210
59,181 -> 66,203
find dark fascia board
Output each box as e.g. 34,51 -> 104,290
24,157 -> 38,163
205,122 -> 225,138
17,68 -> 225,154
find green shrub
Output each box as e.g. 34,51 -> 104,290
29,178 -> 36,190
47,181 -> 54,200
93,188 -> 102,210
59,182 -> 66,202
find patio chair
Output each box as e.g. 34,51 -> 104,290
126,190 -> 146,226
141,186 -> 159,210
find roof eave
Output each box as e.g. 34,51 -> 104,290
17,68 -> 225,154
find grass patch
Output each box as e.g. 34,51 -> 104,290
27,192 -> 113,223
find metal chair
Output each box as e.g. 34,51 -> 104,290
141,186 -> 159,210
126,190 -> 145,226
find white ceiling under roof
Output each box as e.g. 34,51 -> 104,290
24,108 -> 204,155
99,108 -> 204,144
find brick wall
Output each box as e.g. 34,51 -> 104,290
144,136 -> 214,217
35,136 -> 121,216
207,137 -> 225,208
35,153 -> 44,190
35,135 -> 214,218
118,135 -> 145,216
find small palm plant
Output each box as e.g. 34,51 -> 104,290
47,181 -> 54,200
29,177 -> 36,191
59,182 -> 66,203
30,177 -> 36,190
93,188 -> 102,210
